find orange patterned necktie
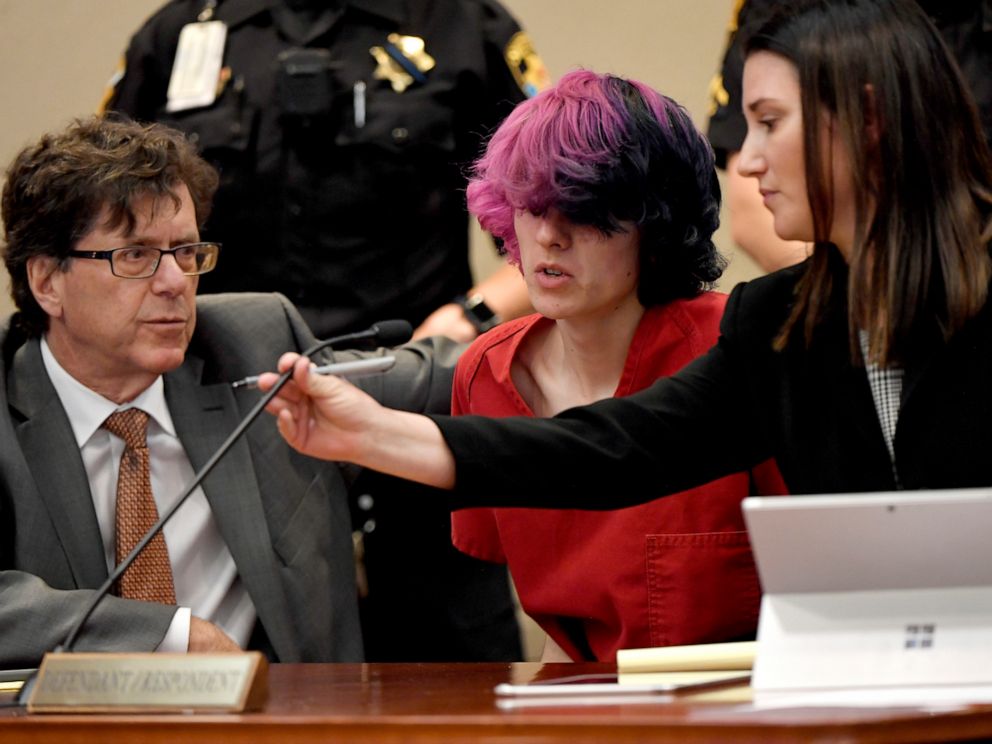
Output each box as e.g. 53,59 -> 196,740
103,409 -> 177,604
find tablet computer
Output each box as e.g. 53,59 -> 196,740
743,488 -> 992,692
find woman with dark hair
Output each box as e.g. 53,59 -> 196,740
453,69 -> 782,661
260,0 -> 992,558
740,0 -> 992,367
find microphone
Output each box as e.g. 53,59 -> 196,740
18,319 -> 412,704
312,318 -> 413,350
359,319 -> 415,347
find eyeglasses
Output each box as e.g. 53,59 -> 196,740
67,242 -> 221,279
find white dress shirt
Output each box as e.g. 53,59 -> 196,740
40,338 -> 256,650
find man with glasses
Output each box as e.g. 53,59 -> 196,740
70,243 -> 221,280
0,116 -> 459,665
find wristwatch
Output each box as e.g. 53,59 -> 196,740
455,293 -> 501,333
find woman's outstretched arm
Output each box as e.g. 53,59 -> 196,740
258,353 -> 456,489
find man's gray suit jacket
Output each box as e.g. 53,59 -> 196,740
0,293 -> 459,666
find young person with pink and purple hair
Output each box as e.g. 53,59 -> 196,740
263,1 -> 992,664
447,70 -> 784,661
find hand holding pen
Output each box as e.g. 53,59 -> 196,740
231,356 -> 397,389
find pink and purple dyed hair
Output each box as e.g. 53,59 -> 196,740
467,69 -> 725,305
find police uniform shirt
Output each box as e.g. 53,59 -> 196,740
105,0 -> 545,337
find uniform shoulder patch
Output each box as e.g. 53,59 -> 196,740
96,55 -> 127,115
504,32 -> 550,98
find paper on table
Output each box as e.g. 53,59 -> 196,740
0,668 -> 33,693
494,670 -> 751,709
616,641 -> 756,674
617,670 -> 750,687
497,670 -> 749,695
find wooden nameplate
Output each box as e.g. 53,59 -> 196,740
26,651 -> 267,713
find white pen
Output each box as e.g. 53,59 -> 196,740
354,81 -> 366,128
231,355 -> 395,389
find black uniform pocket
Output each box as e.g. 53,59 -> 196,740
335,83 -> 457,155
158,90 -> 256,190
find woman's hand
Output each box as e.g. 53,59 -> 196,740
258,353 -> 380,462
258,353 -> 457,488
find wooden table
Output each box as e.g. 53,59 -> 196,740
4,662 -> 992,743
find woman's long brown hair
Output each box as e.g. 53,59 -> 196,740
747,0 -> 992,365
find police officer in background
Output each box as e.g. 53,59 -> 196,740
102,0 -> 543,340
102,0 -> 550,661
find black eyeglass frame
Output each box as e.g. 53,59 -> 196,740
66,242 -> 221,279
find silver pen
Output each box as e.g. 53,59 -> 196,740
354,81 -> 366,128
231,355 -> 396,389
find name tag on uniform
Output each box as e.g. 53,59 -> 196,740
166,21 -> 227,112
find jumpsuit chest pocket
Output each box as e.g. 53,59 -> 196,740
645,530 -> 762,648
